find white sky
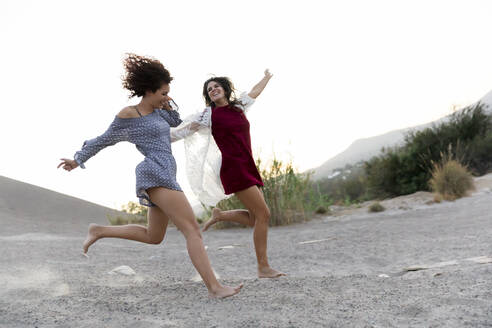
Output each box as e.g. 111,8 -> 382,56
1,0 -> 492,209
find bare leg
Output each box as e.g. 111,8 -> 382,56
235,186 -> 286,278
147,187 -> 243,298
83,206 -> 169,254
202,208 -> 254,232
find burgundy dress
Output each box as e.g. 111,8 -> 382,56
211,104 -> 264,194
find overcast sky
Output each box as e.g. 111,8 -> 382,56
2,0 -> 492,209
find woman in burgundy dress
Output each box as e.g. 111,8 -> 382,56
172,70 -> 284,278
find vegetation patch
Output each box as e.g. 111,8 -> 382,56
364,103 -> 490,198
204,157 -> 321,229
429,150 -> 474,200
108,201 -> 148,226
315,206 -> 329,215
368,202 -> 385,213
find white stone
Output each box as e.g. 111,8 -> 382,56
108,265 -> 136,276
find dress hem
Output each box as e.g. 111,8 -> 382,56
137,185 -> 183,207
224,182 -> 264,195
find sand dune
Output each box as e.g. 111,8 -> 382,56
0,175 -> 123,235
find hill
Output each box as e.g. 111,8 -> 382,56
312,90 -> 492,180
0,175 -> 123,235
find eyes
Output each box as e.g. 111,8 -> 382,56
207,84 -> 221,93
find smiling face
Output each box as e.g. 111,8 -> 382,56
202,77 -> 235,107
207,81 -> 227,105
146,83 -> 171,108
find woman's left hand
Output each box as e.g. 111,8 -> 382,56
264,69 -> 273,79
57,158 -> 79,171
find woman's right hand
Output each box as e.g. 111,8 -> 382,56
57,158 -> 79,171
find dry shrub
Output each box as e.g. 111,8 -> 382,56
433,193 -> 443,203
315,206 -> 329,215
368,202 -> 385,213
429,156 -> 474,201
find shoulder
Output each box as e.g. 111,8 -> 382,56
235,92 -> 255,111
117,106 -> 139,119
239,92 -> 255,103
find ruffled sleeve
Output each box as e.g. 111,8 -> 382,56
74,118 -> 130,168
236,92 -> 255,113
157,109 -> 182,127
170,107 -> 211,142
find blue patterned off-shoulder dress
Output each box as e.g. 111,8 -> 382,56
74,109 -> 182,207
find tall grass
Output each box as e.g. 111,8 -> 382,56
429,146 -> 474,200
213,157 -> 315,228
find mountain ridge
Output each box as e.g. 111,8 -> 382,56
311,90 -> 492,180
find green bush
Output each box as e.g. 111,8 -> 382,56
315,164 -> 368,205
365,103 -> 490,198
465,132 -> 492,175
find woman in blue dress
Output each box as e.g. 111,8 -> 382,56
58,54 -> 242,298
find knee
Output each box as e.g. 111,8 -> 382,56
189,226 -> 203,239
255,208 -> 271,223
182,222 -> 203,240
148,232 -> 165,245
149,236 -> 164,245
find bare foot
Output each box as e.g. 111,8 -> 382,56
258,267 -> 286,279
209,283 -> 244,298
202,208 -> 221,232
83,223 -> 101,254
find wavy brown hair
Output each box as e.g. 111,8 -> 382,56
122,53 -> 173,98
202,76 -> 242,108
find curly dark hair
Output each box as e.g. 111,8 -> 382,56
122,53 -> 173,98
202,76 -> 242,108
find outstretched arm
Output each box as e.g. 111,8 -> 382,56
170,121 -> 202,142
248,69 -> 273,99
58,118 -> 129,171
170,108 -> 211,142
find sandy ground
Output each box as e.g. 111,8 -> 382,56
1,175 -> 492,327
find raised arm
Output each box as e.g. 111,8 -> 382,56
248,69 -> 273,99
